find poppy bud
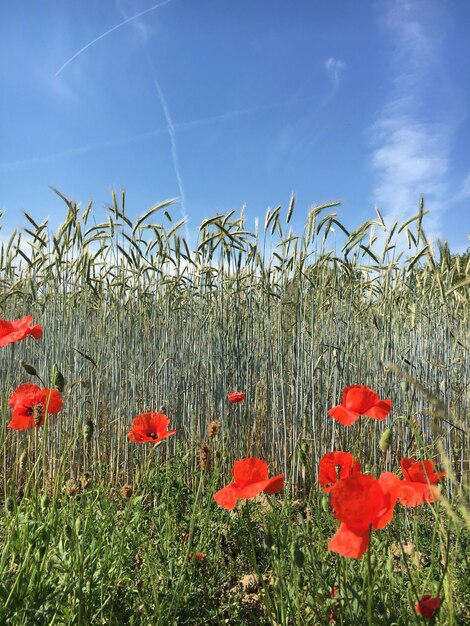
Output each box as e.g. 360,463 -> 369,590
264,532 -> 275,550
21,360 -> 38,376
379,428 -> 392,452
51,364 -> 65,392
321,495 -> 330,513
294,547 -> 305,568
83,419 -> 94,442
401,380 -> 410,394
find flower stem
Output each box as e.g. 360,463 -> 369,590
367,525 -> 373,626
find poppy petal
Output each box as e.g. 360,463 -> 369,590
214,483 -> 239,510
328,406 -> 361,426
236,480 -> 270,499
416,595 -> 442,618
43,389 -> 63,414
375,472 -> 400,528
330,473 -> 385,530
318,451 -> 362,491
9,384 -> 41,409
397,481 -> 440,507
8,415 -> 36,430
343,386 -> 379,414
363,400 -> 392,420
233,458 -> 269,488
263,473 -> 285,494
328,523 -> 370,559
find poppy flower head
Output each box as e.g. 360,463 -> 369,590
416,595 -> 442,618
327,471 -> 400,559
328,385 -> 392,426
398,458 -> 446,507
0,316 -> 43,347
8,384 -> 63,430
318,451 -> 362,492
228,391 -> 245,404
128,412 -> 176,444
401,458 -> 446,484
214,457 -> 284,510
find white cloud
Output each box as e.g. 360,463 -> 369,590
370,0 -> 459,243
324,57 -> 345,88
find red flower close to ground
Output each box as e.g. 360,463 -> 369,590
188,551 -> 204,562
128,412 -> 176,444
228,391 -> 245,404
328,472 -> 400,559
416,595 -> 442,618
8,383 -> 63,430
0,316 -> 43,347
214,458 -> 284,510
318,451 -> 362,492
328,385 -> 392,426
397,458 -> 446,507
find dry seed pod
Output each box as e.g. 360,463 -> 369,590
64,479 -> 82,497
198,444 -> 211,470
207,420 -> 220,439
119,483 -> 133,499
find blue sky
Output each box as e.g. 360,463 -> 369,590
1,0 -> 469,251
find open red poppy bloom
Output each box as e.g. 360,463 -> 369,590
416,595 -> 442,618
128,412 -> 176,444
318,451 -> 362,492
0,316 -> 43,347
328,472 -> 400,558
328,385 -> 392,426
397,458 -> 446,507
8,383 -> 63,430
228,391 -> 245,404
214,458 -> 284,510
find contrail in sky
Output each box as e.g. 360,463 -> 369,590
54,0 -> 174,76
152,75 -> 188,222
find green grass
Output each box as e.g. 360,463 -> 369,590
0,448 -> 468,625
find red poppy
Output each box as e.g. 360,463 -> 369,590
214,458 -> 284,510
128,412 -> 176,444
8,383 -> 63,430
415,595 -> 442,618
188,551 -> 204,561
397,458 -> 446,507
0,316 -> 43,347
228,391 -> 245,404
318,451 -> 362,492
328,385 -> 392,426
328,472 -> 400,558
